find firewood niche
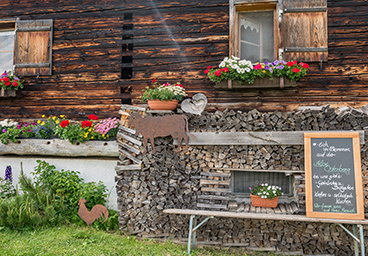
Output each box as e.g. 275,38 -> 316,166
115,105 -> 368,255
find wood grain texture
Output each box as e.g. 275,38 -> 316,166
0,0 -> 368,118
173,131 -> 365,146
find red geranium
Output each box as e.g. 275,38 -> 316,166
88,114 -> 99,120
302,63 -> 309,69
214,70 -> 222,76
204,69 -> 209,74
60,120 -> 70,128
287,62 -> 294,67
292,68 -> 300,73
13,82 -> 18,87
81,120 -> 92,128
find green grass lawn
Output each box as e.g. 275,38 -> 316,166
0,225 -> 280,256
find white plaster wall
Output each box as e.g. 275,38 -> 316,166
0,156 -> 118,211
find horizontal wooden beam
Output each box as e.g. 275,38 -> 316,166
214,168 -> 304,174
0,139 -> 118,157
284,7 -> 327,13
15,63 -> 50,68
17,26 -> 52,32
174,131 -> 365,146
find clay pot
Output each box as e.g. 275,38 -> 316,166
250,194 -> 279,208
147,99 -> 179,111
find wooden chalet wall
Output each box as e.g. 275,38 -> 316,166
0,0 -> 132,119
0,0 -> 367,119
127,0 -> 368,112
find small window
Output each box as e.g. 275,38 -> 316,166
0,22 -> 15,73
230,0 -> 328,62
232,171 -> 293,196
239,10 -> 274,63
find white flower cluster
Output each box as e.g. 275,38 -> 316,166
158,84 -> 187,97
256,183 -> 282,199
219,55 -> 253,74
0,119 -> 18,127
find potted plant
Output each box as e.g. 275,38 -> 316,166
141,79 -> 187,110
249,183 -> 282,208
204,56 -> 309,89
0,70 -> 24,97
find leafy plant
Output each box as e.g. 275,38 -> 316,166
205,56 -> 309,84
0,161 -> 115,230
249,183 -> 282,199
31,160 -> 107,217
0,70 -> 24,90
141,79 -> 187,102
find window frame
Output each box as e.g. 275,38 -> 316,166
0,18 -> 53,77
231,170 -> 294,198
230,0 -> 281,61
235,5 -> 278,63
0,19 -> 16,73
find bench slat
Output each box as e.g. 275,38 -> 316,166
163,209 -> 368,225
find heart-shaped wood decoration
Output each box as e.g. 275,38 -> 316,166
181,93 -> 207,115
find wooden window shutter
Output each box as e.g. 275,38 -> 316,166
14,19 -> 53,76
282,0 -> 327,62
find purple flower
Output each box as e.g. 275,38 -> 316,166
5,165 -> 12,182
264,66 -> 270,70
280,60 -> 286,65
27,129 -> 32,132
264,61 -> 269,65
277,65 -> 285,70
273,60 -> 280,65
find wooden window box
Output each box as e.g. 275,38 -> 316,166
214,77 -> 297,90
0,87 -> 19,97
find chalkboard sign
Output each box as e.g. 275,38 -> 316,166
304,132 -> 364,220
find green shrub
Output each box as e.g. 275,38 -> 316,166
0,161 -> 117,231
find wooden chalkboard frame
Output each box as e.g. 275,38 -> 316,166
304,132 -> 364,220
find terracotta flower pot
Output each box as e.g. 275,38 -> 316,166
250,194 -> 279,208
147,99 -> 179,111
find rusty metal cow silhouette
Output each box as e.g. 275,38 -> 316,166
129,113 -> 194,154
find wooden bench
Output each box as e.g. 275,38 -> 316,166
163,209 -> 368,255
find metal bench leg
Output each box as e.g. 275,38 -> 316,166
353,225 -> 359,256
192,215 -> 197,250
338,224 -> 365,256
187,215 -> 195,255
187,215 -> 213,255
358,224 -> 365,256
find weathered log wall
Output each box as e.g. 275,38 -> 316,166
0,0 -> 367,117
116,106 -> 368,254
0,0 -> 131,119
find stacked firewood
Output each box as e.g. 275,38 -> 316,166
115,105 -> 368,255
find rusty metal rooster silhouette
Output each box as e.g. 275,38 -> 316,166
78,198 -> 109,226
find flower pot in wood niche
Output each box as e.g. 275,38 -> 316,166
147,99 -> 179,111
250,194 -> 279,208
